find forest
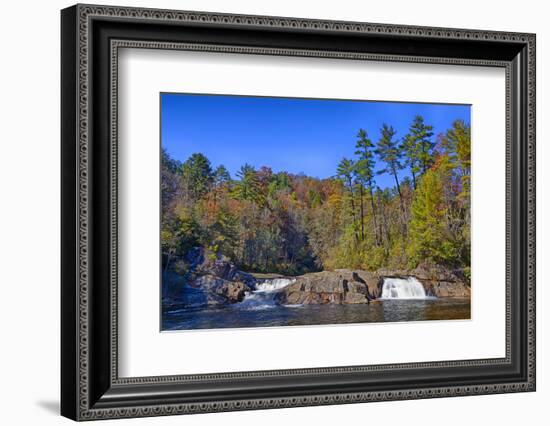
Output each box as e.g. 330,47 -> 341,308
161,115 -> 471,279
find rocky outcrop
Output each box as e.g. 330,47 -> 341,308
376,262 -> 470,298
276,270 -> 378,305
164,248 -> 256,308
165,249 -> 470,308
193,274 -> 253,305
275,263 -> 470,305
185,247 -> 256,286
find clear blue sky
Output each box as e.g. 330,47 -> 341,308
161,93 -> 470,189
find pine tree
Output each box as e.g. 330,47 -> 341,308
410,115 -> 435,173
354,128 -> 379,243
336,157 -> 359,243
376,124 -> 404,212
181,153 -> 213,200
213,164 -> 231,187
400,133 -> 420,189
235,163 -> 263,204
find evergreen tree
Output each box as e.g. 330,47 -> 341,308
376,124 -> 404,211
235,163 -> 262,203
213,164 -> 231,187
400,133 -> 420,189
410,115 -> 435,173
181,153 -> 213,200
337,157 -> 359,243
354,128 -> 379,243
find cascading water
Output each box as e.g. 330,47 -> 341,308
380,277 -> 431,300
236,278 -> 295,310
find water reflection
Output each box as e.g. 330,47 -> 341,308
162,298 -> 471,331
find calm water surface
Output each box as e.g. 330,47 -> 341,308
162,299 -> 471,331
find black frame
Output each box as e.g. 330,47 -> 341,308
61,4 -> 536,421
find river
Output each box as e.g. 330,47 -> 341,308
162,277 -> 471,331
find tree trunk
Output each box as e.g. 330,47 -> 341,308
369,187 -> 379,245
411,169 -> 417,190
359,184 -> 365,241
378,194 -> 390,250
392,169 -> 408,237
392,169 -> 404,212
347,178 -> 359,243
421,144 -> 428,173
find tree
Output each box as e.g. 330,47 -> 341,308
400,115 -> 434,188
440,120 -> 471,266
209,205 -> 239,258
410,115 -> 435,173
336,157 -> 359,243
354,128 -> 379,243
400,133 -> 420,189
376,124 -> 404,211
181,153 -> 213,200
160,115 -> 471,278
161,148 -> 181,213
235,163 -> 263,204
213,164 -> 231,187
408,156 -> 459,266
442,120 -> 471,201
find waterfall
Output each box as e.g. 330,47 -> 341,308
380,277 -> 430,300
254,278 -> 295,292
236,278 -> 295,310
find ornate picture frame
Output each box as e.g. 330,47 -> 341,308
61,4 -> 535,421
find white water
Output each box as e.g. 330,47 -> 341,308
380,277 -> 431,300
236,278 -> 296,310
255,278 -> 296,292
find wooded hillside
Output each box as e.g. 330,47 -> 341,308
161,116 -> 471,278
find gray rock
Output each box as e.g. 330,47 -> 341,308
276,263 -> 470,305
277,270 -> 374,305
193,274 -> 253,305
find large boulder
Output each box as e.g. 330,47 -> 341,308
193,274 -> 252,305
276,270 -> 375,305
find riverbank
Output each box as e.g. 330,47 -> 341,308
162,248 -> 470,310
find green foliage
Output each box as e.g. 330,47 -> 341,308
409,115 -> 435,173
209,206 -> 239,258
376,124 -> 402,177
407,155 -> 463,266
442,119 -> 471,206
354,129 -> 376,188
336,158 -> 356,189
235,163 -> 263,204
181,153 -> 213,199
442,119 -> 470,167
213,164 -> 231,187
161,114 -> 471,275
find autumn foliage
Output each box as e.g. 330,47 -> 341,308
161,118 -> 471,277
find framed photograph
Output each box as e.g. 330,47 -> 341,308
61,4 -> 536,421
